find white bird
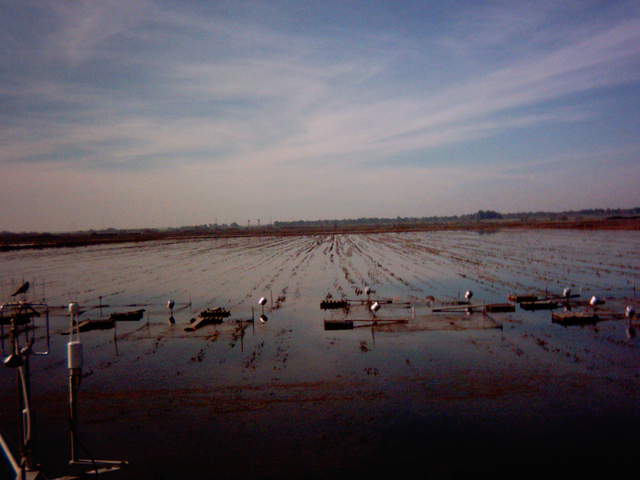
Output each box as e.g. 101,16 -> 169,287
589,296 -> 601,307
464,290 -> 473,301
625,305 -> 635,319
562,288 -> 571,298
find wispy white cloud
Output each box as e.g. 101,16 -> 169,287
46,0 -> 154,64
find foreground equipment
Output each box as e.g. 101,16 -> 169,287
1,300 -> 127,479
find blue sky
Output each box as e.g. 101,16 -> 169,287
2,0 -> 640,231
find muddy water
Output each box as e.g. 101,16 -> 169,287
1,230 -> 639,478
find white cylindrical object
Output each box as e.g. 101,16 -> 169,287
625,305 -> 635,319
67,341 -> 83,369
259,297 -> 267,306
68,302 -> 79,314
370,301 -> 380,313
167,299 -> 175,310
465,290 -> 473,300
589,296 -> 600,307
562,288 -> 571,298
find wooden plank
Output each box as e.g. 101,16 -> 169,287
62,319 -> 115,334
324,320 -> 354,330
484,303 -> 516,313
508,294 -> 538,302
520,300 -> 559,311
320,300 -> 349,310
109,309 -> 145,321
184,316 -> 223,332
552,312 -> 599,326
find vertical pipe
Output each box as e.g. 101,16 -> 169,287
0,433 -> 20,476
114,321 -> 119,356
18,356 -> 35,471
45,308 -> 50,355
67,303 -> 82,465
68,369 -> 79,463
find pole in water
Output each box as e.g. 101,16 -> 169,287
67,302 -> 83,463
167,299 -> 175,324
66,302 -> 128,471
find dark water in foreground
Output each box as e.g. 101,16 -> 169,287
1,230 -> 639,478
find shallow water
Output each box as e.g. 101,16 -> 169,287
1,230 -> 639,478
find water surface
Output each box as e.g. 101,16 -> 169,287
1,230 -> 639,478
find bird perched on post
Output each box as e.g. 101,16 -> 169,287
11,281 -> 29,297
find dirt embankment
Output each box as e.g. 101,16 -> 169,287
2,217 -> 639,252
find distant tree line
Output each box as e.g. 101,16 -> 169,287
273,207 -> 640,228
2,207 -> 639,237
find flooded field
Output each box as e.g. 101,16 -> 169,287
1,229 -> 639,478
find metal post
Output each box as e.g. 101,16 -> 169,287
0,432 -> 20,477
68,368 -> 80,463
19,357 -> 35,472
67,303 -> 83,465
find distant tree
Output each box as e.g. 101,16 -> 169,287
475,210 -> 503,220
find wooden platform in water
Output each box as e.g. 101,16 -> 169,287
433,303 -> 514,313
552,312 -> 600,326
109,309 -> 145,321
484,303 -> 516,313
324,313 -> 501,332
62,319 -> 115,334
320,300 -> 349,310
324,319 -> 354,330
185,316 -> 222,331
184,307 -> 230,331
508,294 -> 539,302
520,300 -> 559,311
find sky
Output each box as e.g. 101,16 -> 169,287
1,0 -> 640,232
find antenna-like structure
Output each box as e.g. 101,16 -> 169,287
1,297 -> 50,480
66,302 -> 128,474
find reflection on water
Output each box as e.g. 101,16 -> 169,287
1,230 -> 639,478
